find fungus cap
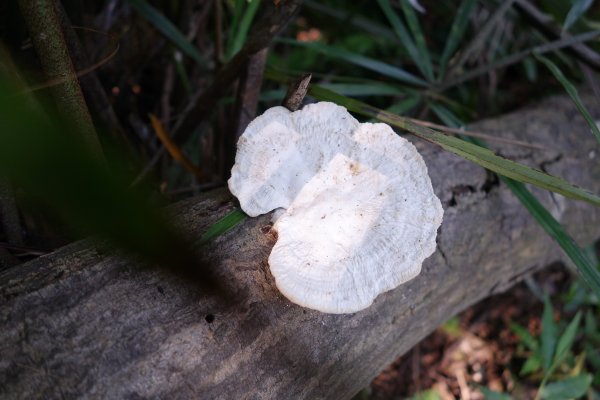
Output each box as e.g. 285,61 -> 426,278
228,102 -> 443,313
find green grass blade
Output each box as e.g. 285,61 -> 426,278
398,0 -> 434,82
478,388 -> 512,400
126,0 -> 207,67
541,295 -> 558,372
427,102 -> 600,298
510,322 -> 540,352
427,102 -> 462,126
320,83 -> 406,96
584,310 -> 599,340
173,51 -> 193,95
278,38 -> 428,86
261,83 -> 406,99
306,84 -> 600,207
226,0 -> 261,60
386,95 -> 421,115
563,0 -> 594,33
225,0 -> 245,55
535,53 -> 600,146
304,0 -> 397,41
504,179 -> 600,297
553,311 -> 582,366
377,0 -> 432,81
520,355 -> 543,376
198,208 -> 247,245
438,0 -> 478,80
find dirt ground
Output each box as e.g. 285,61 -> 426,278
367,263 -> 575,400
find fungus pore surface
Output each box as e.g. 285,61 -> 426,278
228,102 -> 443,313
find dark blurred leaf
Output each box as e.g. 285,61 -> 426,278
0,78 -> 203,277
173,51 -> 193,95
523,57 -> 538,82
586,342 -> 600,370
585,309 -> 600,343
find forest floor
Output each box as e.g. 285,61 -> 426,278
367,264 -> 572,400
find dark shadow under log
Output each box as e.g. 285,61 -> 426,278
2,94 -> 600,399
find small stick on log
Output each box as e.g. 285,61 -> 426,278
282,73 -> 312,111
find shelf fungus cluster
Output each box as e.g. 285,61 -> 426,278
228,102 -> 443,314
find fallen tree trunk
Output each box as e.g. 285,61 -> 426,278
2,94 -> 600,399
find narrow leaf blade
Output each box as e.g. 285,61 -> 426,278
198,209 -> 247,245
307,84 -> 600,207
126,0 -> 207,67
479,388 -> 513,400
563,0 -> 594,33
520,355 -> 543,376
320,83 -> 406,97
377,0 -> 428,79
503,178 -> 600,298
541,295 -> 558,372
225,0 -> 246,56
510,322 -> 539,352
554,311 -> 582,365
227,0 -> 261,59
278,38 -> 428,86
438,0 -> 478,79
386,96 -> 421,115
535,53 -> 600,146
426,102 -> 600,297
399,0 -> 434,81
541,374 -> 592,400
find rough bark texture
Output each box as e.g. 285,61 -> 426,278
2,94 -> 600,399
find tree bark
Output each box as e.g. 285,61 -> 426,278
2,94 -> 600,399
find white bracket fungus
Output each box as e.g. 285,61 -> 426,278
228,102 -> 443,314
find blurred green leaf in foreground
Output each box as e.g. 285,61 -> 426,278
0,76 -> 218,288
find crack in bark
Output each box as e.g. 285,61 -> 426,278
436,230 -> 452,271
540,153 -> 564,173
446,184 -> 476,207
480,171 -> 500,194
